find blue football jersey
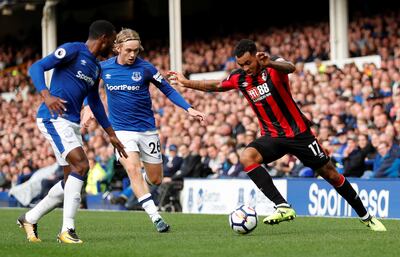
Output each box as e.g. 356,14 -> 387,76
101,56 -> 191,132
30,42 -> 102,124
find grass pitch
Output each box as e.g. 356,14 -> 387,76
0,208 -> 399,257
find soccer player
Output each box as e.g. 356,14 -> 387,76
82,28 -> 205,232
17,20 -> 128,244
168,39 -> 386,231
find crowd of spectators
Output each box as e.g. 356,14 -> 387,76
0,44 -> 38,72
1,12 -> 399,195
150,12 -> 400,76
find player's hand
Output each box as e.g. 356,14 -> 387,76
167,71 -> 187,87
256,52 -> 270,68
81,105 -> 95,128
187,107 -> 206,123
42,91 -> 67,116
109,135 -> 128,159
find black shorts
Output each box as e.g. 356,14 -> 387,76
248,129 -> 330,170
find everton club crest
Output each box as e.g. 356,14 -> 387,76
131,72 -> 142,82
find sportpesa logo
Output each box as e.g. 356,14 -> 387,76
105,84 -> 140,91
75,71 -> 95,86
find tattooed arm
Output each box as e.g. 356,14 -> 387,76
168,72 -> 234,92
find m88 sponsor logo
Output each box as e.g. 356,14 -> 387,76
246,83 -> 271,102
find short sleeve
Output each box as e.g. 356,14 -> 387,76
220,72 -> 241,90
47,43 -> 79,67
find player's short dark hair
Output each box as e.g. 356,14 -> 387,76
88,20 -> 115,40
234,39 -> 257,58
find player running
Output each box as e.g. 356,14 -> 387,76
17,20 -> 127,244
82,28 -> 205,232
168,39 -> 386,232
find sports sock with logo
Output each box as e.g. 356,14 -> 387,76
62,173 -> 84,232
244,164 -> 287,206
332,175 -> 368,218
139,193 -> 161,223
26,180 -> 64,224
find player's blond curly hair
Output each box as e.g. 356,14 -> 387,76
113,28 -> 144,53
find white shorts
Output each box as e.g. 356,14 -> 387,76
37,117 -> 83,166
115,130 -> 162,164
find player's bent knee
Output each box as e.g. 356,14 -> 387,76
145,171 -> 162,185
240,148 -> 261,167
75,160 -> 89,174
316,162 -> 339,183
239,154 -> 255,167
150,176 -> 162,186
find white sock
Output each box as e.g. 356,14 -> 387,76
139,193 -> 160,223
360,213 -> 371,221
62,174 -> 84,232
26,180 -> 64,224
276,203 -> 291,208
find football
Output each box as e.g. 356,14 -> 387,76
229,205 -> 258,234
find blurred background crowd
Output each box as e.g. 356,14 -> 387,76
0,11 -> 399,208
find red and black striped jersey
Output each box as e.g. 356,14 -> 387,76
221,68 -> 312,138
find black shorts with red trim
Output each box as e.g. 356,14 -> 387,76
247,129 -> 330,170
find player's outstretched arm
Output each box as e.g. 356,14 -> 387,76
152,71 -> 207,122
256,52 -> 296,74
86,86 -> 127,158
81,105 -> 94,128
187,107 -> 206,123
167,71 -> 231,92
103,126 -> 128,159
81,81 -> 106,128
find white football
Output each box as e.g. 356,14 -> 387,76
229,205 -> 258,234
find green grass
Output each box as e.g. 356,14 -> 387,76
0,208 -> 399,257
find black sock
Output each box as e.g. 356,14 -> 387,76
334,178 -> 368,218
245,164 -> 287,205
